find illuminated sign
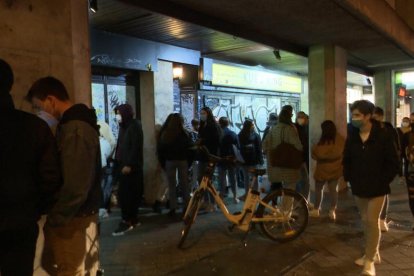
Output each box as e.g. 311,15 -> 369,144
212,63 -> 302,93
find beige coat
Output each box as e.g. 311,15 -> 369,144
263,123 -> 303,184
311,135 -> 345,182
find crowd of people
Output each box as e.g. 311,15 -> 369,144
2,54 -> 414,276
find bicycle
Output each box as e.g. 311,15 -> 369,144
178,146 -> 309,248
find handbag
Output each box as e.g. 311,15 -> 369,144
269,126 -> 303,169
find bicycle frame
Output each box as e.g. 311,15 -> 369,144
193,164 -> 288,231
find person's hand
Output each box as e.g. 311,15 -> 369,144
122,166 -> 132,175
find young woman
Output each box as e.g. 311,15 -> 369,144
310,120 -> 345,220
238,119 -> 263,199
157,113 -> 193,216
197,107 -> 221,211
343,100 -> 399,276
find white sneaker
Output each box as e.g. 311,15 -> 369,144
233,197 -> 240,204
354,253 -> 381,266
99,208 -> 109,219
309,209 -> 320,218
328,209 -> 336,220
380,220 -> 389,232
362,260 -> 376,276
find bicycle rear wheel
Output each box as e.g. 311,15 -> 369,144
178,189 -> 204,248
256,188 -> 308,242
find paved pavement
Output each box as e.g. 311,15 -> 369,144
100,180 -> 414,276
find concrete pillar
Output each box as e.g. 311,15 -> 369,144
0,0 -> 91,110
308,45 -> 347,141
374,70 -> 395,124
154,61 -> 174,125
308,45 -> 347,191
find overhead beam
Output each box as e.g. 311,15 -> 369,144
334,0 -> 414,59
119,0 -> 308,57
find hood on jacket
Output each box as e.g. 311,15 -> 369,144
116,104 -> 134,129
60,104 -> 99,134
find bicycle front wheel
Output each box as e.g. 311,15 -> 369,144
256,188 -> 308,242
178,189 -> 204,248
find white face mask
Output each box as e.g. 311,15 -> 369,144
115,114 -> 122,123
402,122 -> 410,128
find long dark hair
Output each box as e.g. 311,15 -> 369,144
199,107 -> 217,129
239,119 -> 254,143
160,113 -> 186,144
278,109 -> 292,125
318,120 -> 337,145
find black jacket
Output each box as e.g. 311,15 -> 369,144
219,127 -> 239,157
343,121 -> 399,198
238,131 -> 264,166
157,130 -> 194,162
48,104 -> 101,227
198,122 -> 221,161
117,119 -> 144,169
0,95 -> 61,230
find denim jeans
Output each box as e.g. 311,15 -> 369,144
218,165 -> 237,198
241,165 -> 258,193
166,160 -> 189,210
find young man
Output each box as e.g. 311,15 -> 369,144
0,60 -> 61,276
26,76 -> 101,275
295,111 -> 310,203
343,100 -> 399,276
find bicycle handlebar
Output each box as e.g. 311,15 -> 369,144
190,145 -> 237,165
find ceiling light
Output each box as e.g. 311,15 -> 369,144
173,66 -> 183,79
273,50 -> 281,61
90,0 -> 98,13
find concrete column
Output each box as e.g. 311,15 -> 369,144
0,0 -> 91,110
308,45 -> 347,141
308,45 -> 347,191
374,70 -> 395,124
154,61 -> 174,125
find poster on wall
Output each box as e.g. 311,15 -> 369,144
91,83 -> 105,123
181,93 -> 195,129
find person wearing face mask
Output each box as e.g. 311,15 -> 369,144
238,119 -> 264,200
112,104 -> 144,236
343,100 -> 399,276
372,107 -> 401,232
197,107 -> 222,211
26,76 -> 101,276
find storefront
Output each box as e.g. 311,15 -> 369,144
395,71 -> 414,124
180,60 -> 303,136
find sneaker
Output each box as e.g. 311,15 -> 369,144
355,253 -> 381,266
112,221 -> 139,236
309,209 -> 320,218
361,260 -> 376,276
380,219 -> 389,232
328,209 -> 336,220
233,197 -> 240,204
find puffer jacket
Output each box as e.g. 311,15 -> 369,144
312,135 -> 345,182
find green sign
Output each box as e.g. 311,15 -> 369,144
212,63 -> 302,93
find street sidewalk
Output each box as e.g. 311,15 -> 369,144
100,180 -> 414,275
